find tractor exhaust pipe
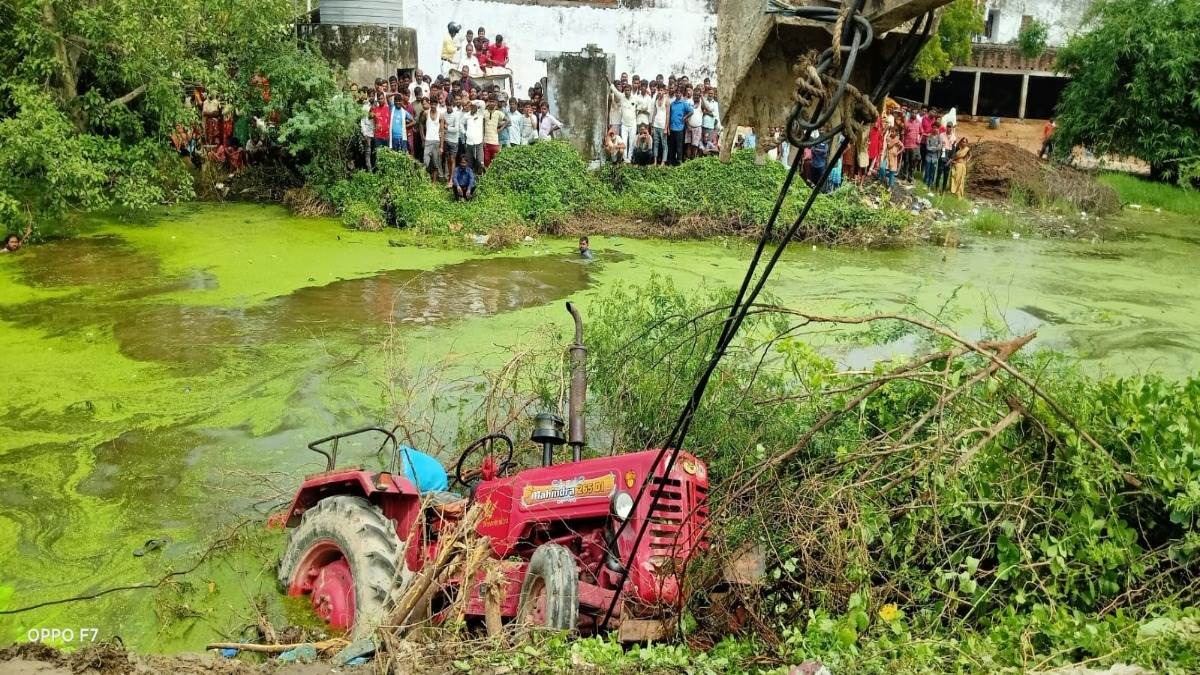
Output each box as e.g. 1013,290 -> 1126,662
566,302 -> 586,461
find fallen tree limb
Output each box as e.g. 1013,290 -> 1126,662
204,638 -> 347,653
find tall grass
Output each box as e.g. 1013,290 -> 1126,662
1099,173 -> 1200,217
965,208 -> 1022,234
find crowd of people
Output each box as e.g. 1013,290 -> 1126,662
760,105 -> 973,198
602,72 -> 724,166
352,22 -> 567,199
164,19 -> 981,205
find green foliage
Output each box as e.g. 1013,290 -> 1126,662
569,279 -> 1200,671
486,142 -> 598,226
911,0 -> 986,80
1099,172 -> 1200,216
326,142 -> 912,244
1016,18 -> 1050,58
1055,0 -> 1200,183
965,208 -> 1019,234
279,93 -> 363,196
0,0 -> 332,229
0,85 -> 193,231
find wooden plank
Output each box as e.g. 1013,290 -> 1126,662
619,619 -> 671,642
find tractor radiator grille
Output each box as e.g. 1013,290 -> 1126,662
647,476 -> 708,558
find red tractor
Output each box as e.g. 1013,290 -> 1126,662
274,304 -> 709,640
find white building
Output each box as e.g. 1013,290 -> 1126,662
896,0 -> 1097,120
977,0 -> 1095,47
315,0 -> 718,96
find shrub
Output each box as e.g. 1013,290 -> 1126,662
322,142 -> 915,245
579,279 -> 1200,655
485,141 -> 605,226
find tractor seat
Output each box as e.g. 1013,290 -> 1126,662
424,490 -> 468,518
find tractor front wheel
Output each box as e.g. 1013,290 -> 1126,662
516,543 -> 578,630
277,495 -> 410,640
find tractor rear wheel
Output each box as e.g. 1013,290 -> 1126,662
277,495 -> 410,640
516,543 -> 578,630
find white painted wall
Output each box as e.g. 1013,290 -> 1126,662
400,0 -> 717,95
982,0 -> 1095,47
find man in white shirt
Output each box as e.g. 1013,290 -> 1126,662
701,88 -> 721,147
408,69 -> 426,98
505,97 -> 524,146
359,98 -> 375,171
423,102 -> 444,182
463,100 -> 485,172
519,102 -> 538,145
443,101 -> 464,186
634,82 -> 652,130
686,88 -> 704,160
650,83 -> 669,165
607,78 -> 636,161
461,44 -> 482,78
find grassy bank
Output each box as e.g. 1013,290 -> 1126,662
320,143 -> 918,247
1100,173 -> 1200,217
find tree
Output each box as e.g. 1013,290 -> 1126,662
910,0 -> 986,81
1016,18 -> 1049,59
1055,0 -> 1200,183
0,0 -> 334,232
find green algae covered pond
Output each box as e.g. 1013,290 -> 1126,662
2,202 -> 1199,651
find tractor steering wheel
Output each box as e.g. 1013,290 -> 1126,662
452,433 -> 515,489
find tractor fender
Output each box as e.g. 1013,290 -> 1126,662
276,468 -> 422,537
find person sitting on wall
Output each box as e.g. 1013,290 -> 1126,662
452,154 -> 476,201
488,35 -> 510,69
475,26 -> 490,55
441,22 -> 464,77
461,43 -> 482,77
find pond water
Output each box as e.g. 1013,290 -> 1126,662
1,202 -> 1197,650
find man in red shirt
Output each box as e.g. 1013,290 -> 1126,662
1040,118 -> 1057,159
902,112 -> 921,182
371,93 -> 392,168
488,35 -> 509,68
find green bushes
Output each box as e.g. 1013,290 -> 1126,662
485,142 -> 598,226
574,279 -> 1200,670
323,141 -> 913,245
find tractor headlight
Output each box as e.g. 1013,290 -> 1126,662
611,491 -> 634,521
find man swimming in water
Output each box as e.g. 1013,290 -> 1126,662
1,223 -> 32,253
578,235 -> 594,260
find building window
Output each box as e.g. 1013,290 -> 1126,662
982,9 -> 1000,42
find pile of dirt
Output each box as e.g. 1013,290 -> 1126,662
968,142 -> 1044,200
968,142 -> 1120,215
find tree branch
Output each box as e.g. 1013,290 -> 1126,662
107,84 -> 147,108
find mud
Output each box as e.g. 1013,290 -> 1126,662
0,642 -> 339,674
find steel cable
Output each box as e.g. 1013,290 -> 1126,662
599,1 -> 936,630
